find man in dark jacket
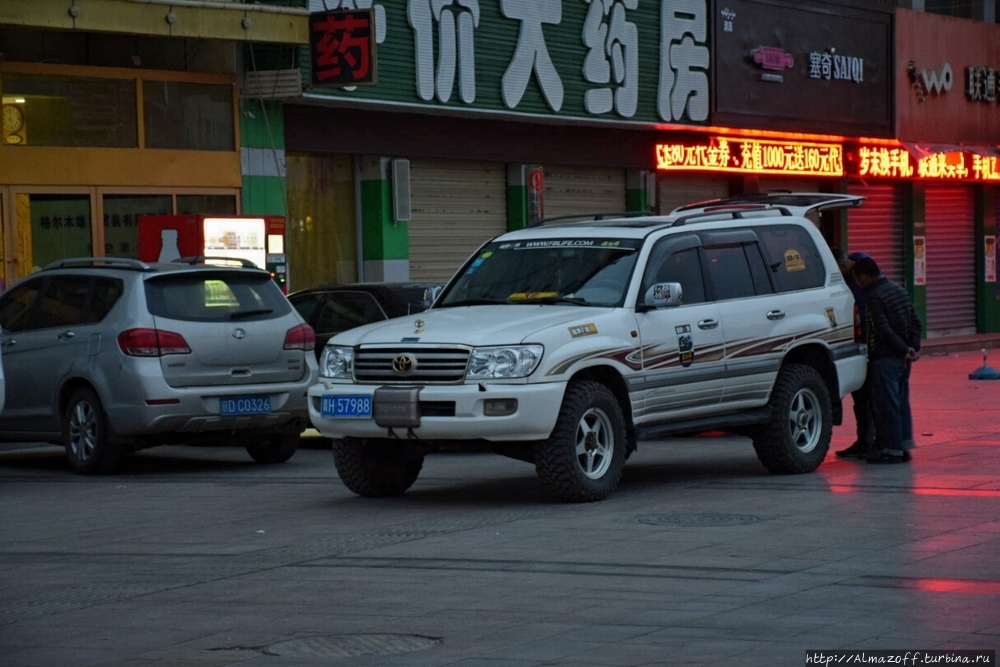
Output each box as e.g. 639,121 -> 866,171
852,256 -> 922,464
832,249 -> 876,459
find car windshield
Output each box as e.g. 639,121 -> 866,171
438,237 -> 641,308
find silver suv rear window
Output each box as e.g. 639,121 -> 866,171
145,272 -> 291,322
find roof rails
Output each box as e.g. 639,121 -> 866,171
171,256 -> 260,269
529,211 -> 653,228
42,257 -> 154,271
668,205 -> 795,227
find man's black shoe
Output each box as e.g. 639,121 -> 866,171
867,451 -> 905,464
836,442 -> 869,459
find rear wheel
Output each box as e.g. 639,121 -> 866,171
534,381 -> 627,502
332,438 -> 424,497
63,387 -> 120,475
245,432 -> 299,464
752,364 -> 832,474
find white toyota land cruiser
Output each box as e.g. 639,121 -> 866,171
308,193 -> 868,502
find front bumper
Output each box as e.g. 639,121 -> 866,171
307,381 -> 566,441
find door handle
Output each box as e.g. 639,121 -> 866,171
766,310 -> 785,320
58,330 -> 76,340
698,319 -> 719,330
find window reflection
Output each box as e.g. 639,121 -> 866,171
143,81 -> 234,151
103,194 -> 172,259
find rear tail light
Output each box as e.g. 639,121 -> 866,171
284,323 -> 315,351
853,304 -> 864,343
117,329 -> 191,357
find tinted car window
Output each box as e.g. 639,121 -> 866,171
0,278 -> 43,333
315,292 -> 387,334
289,293 -> 324,323
145,272 -> 291,322
754,224 -> 826,292
32,275 -> 90,329
645,247 -> 706,305
87,277 -> 125,323
704,242 -> 774,301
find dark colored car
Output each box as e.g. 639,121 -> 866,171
288,282 -> 443,359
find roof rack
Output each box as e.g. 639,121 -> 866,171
668,205 -> 795,227
42,257 -> 153,271
529,211 -> 653,228
171,256 -> 260,269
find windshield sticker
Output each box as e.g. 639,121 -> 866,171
496,239 -> 641,250
784,249 -> 806,272
825,308 -> 837,327
675,324 -> 694,367
569,323 -> 598,338
509,292 -> 558,301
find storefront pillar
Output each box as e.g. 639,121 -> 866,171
360,157 -> 409,282
626,169 -> 655,214
240,100 -> 287,216
903,181 -> 928,336
977,186 -> 1000,333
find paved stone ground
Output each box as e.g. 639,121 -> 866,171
1,349 -> 998,667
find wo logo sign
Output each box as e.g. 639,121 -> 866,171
906,61 -> 953,103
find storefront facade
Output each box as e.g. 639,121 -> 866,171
0,2 -> 307,290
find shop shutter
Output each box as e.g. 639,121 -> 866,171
657,177 -> 729,214
847,183 -> 904,285
408,159 -> 507,282
757,177 -> 822,194
542,165 -> 627,221
925,186 -> 976,336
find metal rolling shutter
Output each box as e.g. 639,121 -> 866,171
657,177 -> 729,214
542,165 -> 627,220
925,185 -> 976,336
758,177 -> 822,194
847,183 -> 904,285
408,159 -> 507,282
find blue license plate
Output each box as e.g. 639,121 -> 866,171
219,396 -> 272,415
321,395 -> 373,418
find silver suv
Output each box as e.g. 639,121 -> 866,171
0,257 -> 318,474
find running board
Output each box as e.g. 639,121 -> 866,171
635,407 -> 772,441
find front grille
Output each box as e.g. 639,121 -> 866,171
354,346 -> 470,383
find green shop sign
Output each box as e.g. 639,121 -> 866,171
304,0 -> 710,126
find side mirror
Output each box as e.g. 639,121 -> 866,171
643,282 -> 683,308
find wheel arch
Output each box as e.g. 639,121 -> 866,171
567,365 -> 637,454
58,378 -> 101,417
781,343 -> 843,426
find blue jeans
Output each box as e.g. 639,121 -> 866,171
870,357 -> 911,456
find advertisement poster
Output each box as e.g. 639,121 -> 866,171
986,235 -> 997,283
913,236 -> 926,286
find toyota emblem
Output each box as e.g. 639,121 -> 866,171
232,328 -> 246,339
414,319 -> 425,329
392,354 -> 416,374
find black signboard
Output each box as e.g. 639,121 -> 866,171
309,9 -> 377,87
712,0 -> 892,137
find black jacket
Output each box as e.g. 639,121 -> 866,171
865,277 -> 922,359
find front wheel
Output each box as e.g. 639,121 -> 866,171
246,432 -> 299,464
332,438 -> 424,497
534,381 -> 627,502
63,387 -> 120,475
752,364 -> 832,474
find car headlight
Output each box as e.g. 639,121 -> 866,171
467,345 -> 543,379
320,345 -> 354,379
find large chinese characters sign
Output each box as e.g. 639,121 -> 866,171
310,9 -> 377,86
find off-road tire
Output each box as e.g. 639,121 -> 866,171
333,437 -> 424,497
63,387 -> 121,475
534,380 -> 627,502
752,363 -> 832,474
246,432 -> 299,464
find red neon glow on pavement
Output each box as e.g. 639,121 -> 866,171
913,578 -> 1000,594
828,485 -> 1000,497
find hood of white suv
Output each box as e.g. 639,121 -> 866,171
329,305 -> 614,347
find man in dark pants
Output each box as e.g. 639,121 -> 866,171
832,249 -> 876,459
852,256 -> 922,464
